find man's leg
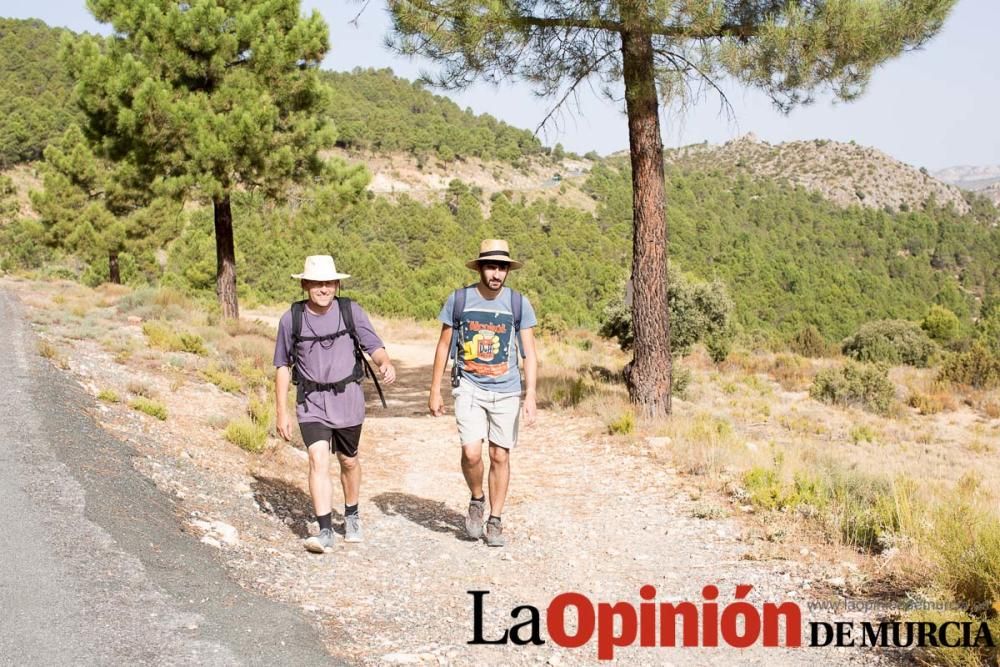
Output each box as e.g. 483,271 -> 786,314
487,444 -> 510,517
483,392 -> 519,547
307,441 -> 333,516
304,440 -> 336,553
461,441 -> 485,498
337,452 -> 361,507
455,381 -> 489,539
334,424 -> 364,543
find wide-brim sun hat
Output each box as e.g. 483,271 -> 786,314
292,255 -> 351,281
465,239 -> 523,270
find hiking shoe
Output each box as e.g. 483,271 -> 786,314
485,518 -> 505,547
304,528 -> 335,554
466,499 -> 486,539
344,514 -> 363,543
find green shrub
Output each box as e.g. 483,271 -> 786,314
849,424 -> 878,444
830,473 -> 911,553
224,417 -> 268,453
939,342 -> 1000,389
202,364 -> 243,393
671,365 -> 692,399
600,266 -> 734,357
141,321 -> 207,355
607,410 -> 635,435
247,396 -> 274,430
809,362 -> 895,415
129,398 -> 168,420
921,305 -> 961,343
97,389 -> 120,403
788,325 -> 829,357
743,466 -> 783,510
930,500 -> 1000,614
841,319 -> 936,367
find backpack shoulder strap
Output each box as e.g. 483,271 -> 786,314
291,300 -> 307,343
289,300 -> 308,385
510,289 -> 526,359
337,296 -> 355,337
451,286 -> 472,330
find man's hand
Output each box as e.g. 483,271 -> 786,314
429,392 -> 445,417
380,361 -> 397,385
522,394 -> 537,426
276,409 -> 293,441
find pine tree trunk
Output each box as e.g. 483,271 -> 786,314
621,29 -> 672,417
108,252 -> 121,285
214,194 -> 239,319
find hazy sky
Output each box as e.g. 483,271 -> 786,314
3,0 -> 997,170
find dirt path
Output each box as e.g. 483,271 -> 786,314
282,341 -> 887,665
8,286 -> 898,666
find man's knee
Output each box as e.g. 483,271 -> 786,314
488,445 -> 509,466
337,453 -> 359,471
461,442 -> 483,466
307,441 -> 330,471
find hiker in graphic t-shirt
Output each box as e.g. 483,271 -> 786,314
273,255 -> 396,553
428,239 -> 538,547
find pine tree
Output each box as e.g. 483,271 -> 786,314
385,0 -> 957,416
64,0 -> 335,317
31,124 -> 181,284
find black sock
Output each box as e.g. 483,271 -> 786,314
317,513 -> 332,531
471,495 -> 485,503
345,503 -> 359,517
488,515 -> 501,523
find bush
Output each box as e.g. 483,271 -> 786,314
97,389 -> 120,403
129,398 -> 168,420
607,410 -> 635,435
767,354 -> 811,391
921,305 -> 960,343
841,319 -> 936,367
141,321 -> 207,355
939,342 -> 1000,389
202,364 -> 243,393
831,473 -> 910,553
225,417 -> 269,453
809,362 -> 896,415
671,365 -> 692,399
788,325 -> 829,357
931,500 -> 1000,615
600,266 -> 734,357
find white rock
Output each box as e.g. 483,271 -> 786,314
210,521 -> 239,546
200,535 -> 222,549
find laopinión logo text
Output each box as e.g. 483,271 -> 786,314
468,586 -> 994,660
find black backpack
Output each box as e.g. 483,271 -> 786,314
449,285 -> 524,388
289,297 -> 386,408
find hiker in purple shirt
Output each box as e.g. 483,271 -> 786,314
273,255 -> 396,553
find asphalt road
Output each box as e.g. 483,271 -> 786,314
0,289 -> 338,666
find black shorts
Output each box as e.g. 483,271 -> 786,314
299,422 -> 362,458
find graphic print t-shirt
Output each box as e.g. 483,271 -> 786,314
438,287 -> 537,393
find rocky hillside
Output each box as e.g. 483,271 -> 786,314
663,134 -> 972,215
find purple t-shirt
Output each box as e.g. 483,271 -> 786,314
273,300 -> 385,428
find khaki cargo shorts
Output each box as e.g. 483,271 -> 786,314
451,378 -> 521,449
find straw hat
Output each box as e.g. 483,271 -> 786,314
291,255 -> 351,281
465,239 -> 523,270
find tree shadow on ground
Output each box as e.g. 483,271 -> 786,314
372,491 -> 475,541
251,475 -> 343,538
